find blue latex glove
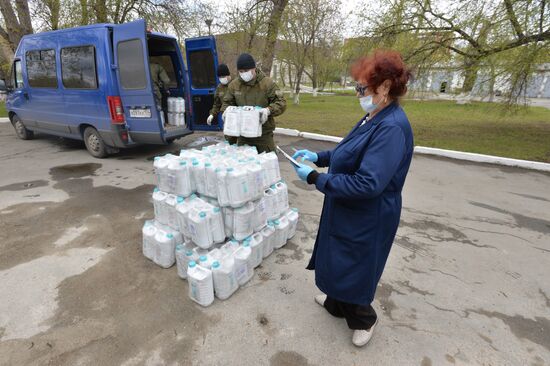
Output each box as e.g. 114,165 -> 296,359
294,163 -> 314,182
292,149 -> 318,163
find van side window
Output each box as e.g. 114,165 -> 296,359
26,49 -> 58,88
117,39 -> 146,90
150,55 -> 177,88
188,50 -> 216,89
61,46 -> 98,89
14,60 -> 23,89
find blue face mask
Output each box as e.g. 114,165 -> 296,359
359,95 -> 378,114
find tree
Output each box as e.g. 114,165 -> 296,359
280,0 -> 342,103
260,0 -> 288,75
0,0 -> 34,61
365,0 -> 550,104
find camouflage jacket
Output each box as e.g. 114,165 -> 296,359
209,83 -> 228,116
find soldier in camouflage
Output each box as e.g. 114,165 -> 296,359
207,64 -> 236,144
149,62 -> 170,108
221,53 -> 286,153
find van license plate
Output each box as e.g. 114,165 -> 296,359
129,108 -> 151,118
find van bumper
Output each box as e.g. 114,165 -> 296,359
98,125 -> 137,148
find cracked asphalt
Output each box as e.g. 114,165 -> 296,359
0,122 -> 549,366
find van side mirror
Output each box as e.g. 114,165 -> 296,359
0,79 -> 6,92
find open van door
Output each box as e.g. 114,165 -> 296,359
112,19 -> 164,144
184,36 -> 220,131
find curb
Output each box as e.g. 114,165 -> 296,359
0,117 -> 10,123
274,128 -> 550,173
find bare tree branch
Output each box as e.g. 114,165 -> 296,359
503,0 -> 524,38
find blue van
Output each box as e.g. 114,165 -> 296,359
2,19 -> 221,158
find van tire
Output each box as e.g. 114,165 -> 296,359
83,127 -> 108,158
12,115 -> 34,140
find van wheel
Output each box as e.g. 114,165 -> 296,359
83,127 -> 108,158
12,115 -> 34,140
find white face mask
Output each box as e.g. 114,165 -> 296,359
359,95 -> 378,114
219,77 -> 229,85
239,70 -> 254,82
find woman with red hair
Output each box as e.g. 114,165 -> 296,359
292,50 -> 414,347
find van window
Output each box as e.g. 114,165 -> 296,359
14,60 -> 23,89
26,49 -> 58,88
188,50 -> 216,89
150,55 -> 177,88
117,39 -> 146,90
61,46 -> 98,89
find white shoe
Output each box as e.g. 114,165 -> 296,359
314,294 -> 327,307
352,318 -> 378,347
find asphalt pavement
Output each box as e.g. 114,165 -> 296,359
0,125 -> 549,366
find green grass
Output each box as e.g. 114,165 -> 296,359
277,94 -> 550,163
0,102 -> 6,117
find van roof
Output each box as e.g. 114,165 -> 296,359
20,21 -> 176,41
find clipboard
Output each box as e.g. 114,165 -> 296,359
276,146 -> 301,167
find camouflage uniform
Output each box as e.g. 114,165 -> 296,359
209,83 -> 236,145
221,69 -> 286,153
150,63 -> 170,107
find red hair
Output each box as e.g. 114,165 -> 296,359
351,49 -> 411,99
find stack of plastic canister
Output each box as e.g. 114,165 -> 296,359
143,142 -> 299,306
167,97 -> 186,127
223,106 -> 262,138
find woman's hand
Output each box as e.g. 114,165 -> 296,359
292,149 -> 318,163
293,163 -> 314,182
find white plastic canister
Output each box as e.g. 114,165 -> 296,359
210,207 -> 226,244
240,106 -> 262,138
142,220 -> 157,260
188,210 -> 212,249
261,223 -> 275,258
223,106 -> 241,137
286,208 -> 299,239
152,188 -> 169,225
154,231 -> 176,268
273,217 -> 289,249
232,202 -> 254,241
226,167 -> 250,207
173,160 -> 193,197
164,194 -> 179,229
275,181 -> 289,215
252,198 -> 268,231
263,187 -> 278,221
233,244 -> 253,285
187,261 -> 214,307
248,233 -> 264,268
211,259 -> 238,300
246,161 -> 264,200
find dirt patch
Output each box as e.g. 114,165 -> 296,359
376,282 -> 405,321
49,163 -> 101,181
270,350 -> 311,366
465,308 -> 550,352
0,180 -> 48,191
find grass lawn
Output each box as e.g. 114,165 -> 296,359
277,94 -> 550,163
0,101 -> 6,117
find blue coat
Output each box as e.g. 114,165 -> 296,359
307,102 -> 414,305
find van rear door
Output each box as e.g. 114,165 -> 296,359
184,36 -> 220,131
112,19 -> 163,144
